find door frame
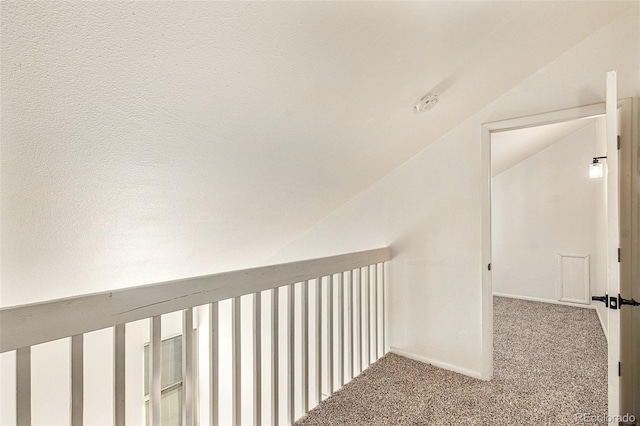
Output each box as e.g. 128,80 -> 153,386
479,99 -> 633,389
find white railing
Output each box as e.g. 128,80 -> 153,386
1,247 -> 391,425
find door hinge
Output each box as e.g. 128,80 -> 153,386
618,248 -> 621,263
617,135 -> 620,150
618,361 -> 621,376
488,263 -> 491,271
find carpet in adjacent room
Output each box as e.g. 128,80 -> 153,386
295,296 -> 607,425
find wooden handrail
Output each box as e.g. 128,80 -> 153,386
0,247 -> 391,353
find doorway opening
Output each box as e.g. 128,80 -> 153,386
491,116 -> 608,417
490,117 -> 607,309
480,96 -> 634,418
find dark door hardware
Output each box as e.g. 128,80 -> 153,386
610,295 -> 618,310
591,294 -> 608,307
594,294 -> 640,310
618,294 -> 640,307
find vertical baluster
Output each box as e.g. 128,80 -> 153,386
338,273 -> 344,387
315,278 -> 322,404
183,309 -> 194,426
210,302 -> 219,426
358,268 -> 364,374
254,293 -> 262,426
301,281 -> 309,413
232,297 -> 241,426
271,288 -> 279,426
327,275 -> 334,394
373,264 -> 378,361
368,266 -> 373,365
287,284 -> 295,424
360,268 -> 366,371
16,347 -> 31,426
114,324 -> 126,426
149,316 -> 161,426
71,334 -> 84,426
381,263 -> 386,355
348,271 -> 354,381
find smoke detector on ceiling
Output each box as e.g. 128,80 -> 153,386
414,93 -> 439,113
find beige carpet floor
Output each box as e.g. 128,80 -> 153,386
295,297 -> 607,425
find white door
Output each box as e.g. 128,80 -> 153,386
605,70 -> 620,416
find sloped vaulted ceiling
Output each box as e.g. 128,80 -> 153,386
491,119 -> 594,176
0,1 -> 632,304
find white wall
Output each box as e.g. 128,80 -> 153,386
491,120 -> 605,305
267,7 -> 640,377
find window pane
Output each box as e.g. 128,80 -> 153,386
161,387 -> 182,426
144,387 -> 182,426
144,335 -> 183,395
143,335 -> 186,425
161,337 -> 182,389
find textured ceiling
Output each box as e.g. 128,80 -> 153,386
1,1 -> 632,304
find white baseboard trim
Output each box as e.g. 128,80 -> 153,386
594,305 -> 609,342
389,347 -> 482,380
493,292 -> 595,309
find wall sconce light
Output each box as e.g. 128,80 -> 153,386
590,156 -> 606,179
